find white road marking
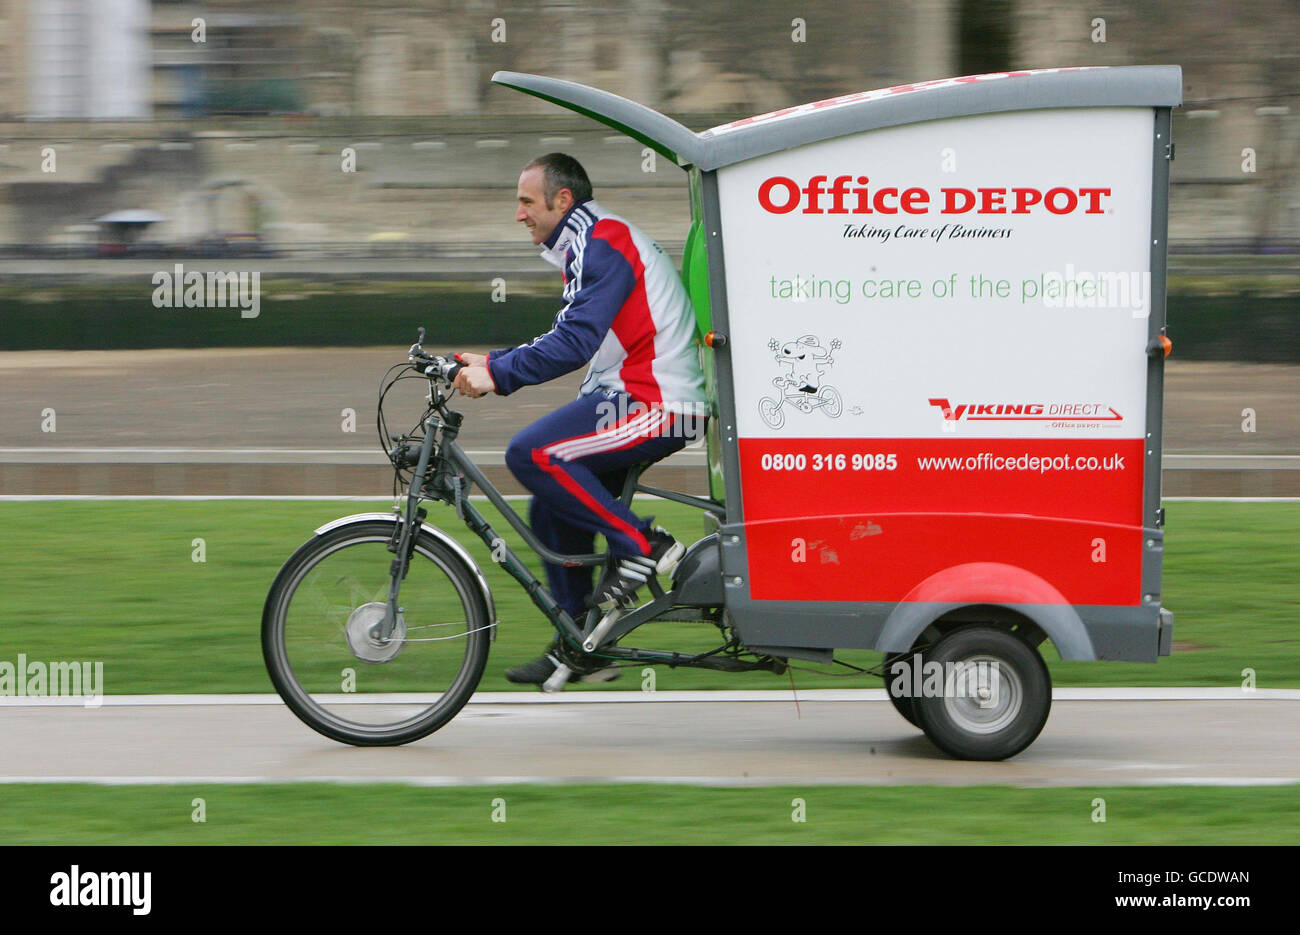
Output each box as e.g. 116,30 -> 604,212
1164,497 -> 1300,502
0,775 -> 1294,787
1170,455 -> 1300,468
1,688 -> 1295,707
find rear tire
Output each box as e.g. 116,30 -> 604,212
913,626 -> 1051,761
882,651 -> 923,729
262,520 -> 491,746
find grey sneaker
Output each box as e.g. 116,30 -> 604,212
591,527 -> 685,612
504,640 -> 620,687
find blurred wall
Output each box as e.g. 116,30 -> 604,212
0,0 -> 1297,246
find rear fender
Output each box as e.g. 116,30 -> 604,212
875,562 -> 1095,660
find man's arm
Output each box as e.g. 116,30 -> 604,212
486,229 -> 636,396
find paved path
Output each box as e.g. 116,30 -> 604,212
3,692 -> 1296,787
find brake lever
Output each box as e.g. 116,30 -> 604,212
408,326 -> 428,360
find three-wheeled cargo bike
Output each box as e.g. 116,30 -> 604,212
263,65 -> 1182,760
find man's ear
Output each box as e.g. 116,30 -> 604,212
554,188 -> 575,213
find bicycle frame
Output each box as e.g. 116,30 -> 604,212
379,368 -> 749,672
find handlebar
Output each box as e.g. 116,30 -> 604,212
408,341 -> 465,384
411,354 -> 465,383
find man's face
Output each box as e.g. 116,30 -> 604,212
516,167 -> 572,246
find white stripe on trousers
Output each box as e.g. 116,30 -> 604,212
542,408 -> 669,462
542,408 -> 667,462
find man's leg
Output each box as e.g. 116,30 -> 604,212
505,394 -> 687,560
507,393 -> 699,614
566,431 -> 690,610
505,495 -> 618,686
503,395 -> 693,685
526,465 -> 630,621
527,494 -> 594,624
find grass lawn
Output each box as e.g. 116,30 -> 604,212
4,782 -> 1296,845
0,499 -> 1295,693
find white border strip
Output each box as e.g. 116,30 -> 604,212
1,688 -> 1295,707
0,775 -> 1294,788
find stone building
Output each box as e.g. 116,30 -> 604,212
0,0 -> 1296,246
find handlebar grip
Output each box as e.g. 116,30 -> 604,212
409,352 -> 467,383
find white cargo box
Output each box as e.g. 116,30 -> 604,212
495,66 -> 1180,663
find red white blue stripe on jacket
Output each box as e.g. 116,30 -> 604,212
487,199 -> 707,414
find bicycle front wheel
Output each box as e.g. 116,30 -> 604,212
262,520 -> 491,745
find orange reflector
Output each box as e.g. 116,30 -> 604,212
1160,334 -> 1172,357
704,331 -> 718,348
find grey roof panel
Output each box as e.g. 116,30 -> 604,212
695,66 -> 1183,169
490,70 -> 704,167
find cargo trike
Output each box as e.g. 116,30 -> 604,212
263,65 -> 1181,760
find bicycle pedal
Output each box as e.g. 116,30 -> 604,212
541,663 -> 573,693
575,666 -> 621,684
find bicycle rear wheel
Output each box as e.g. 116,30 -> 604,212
262,520 -> 491,745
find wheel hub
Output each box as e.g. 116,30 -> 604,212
942,654 -> 1022,735
344,602 -> 406,664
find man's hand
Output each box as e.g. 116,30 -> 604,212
456,352 -> 488,368
453,365 -> 496,398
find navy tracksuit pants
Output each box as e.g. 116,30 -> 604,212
504,390 -> 697,622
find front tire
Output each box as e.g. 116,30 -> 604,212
913,626 -> 1051,761
262,520 -> 491,746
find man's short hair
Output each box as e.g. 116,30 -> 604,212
524,153 -> 593,208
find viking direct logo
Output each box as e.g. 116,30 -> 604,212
756,175 -> 1111,216
929,398 -> 1122,422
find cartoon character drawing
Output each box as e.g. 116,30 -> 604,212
774,335 -> 837,393
760,335 -> 844,429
